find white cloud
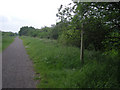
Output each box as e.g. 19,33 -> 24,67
0,0 -> 72,33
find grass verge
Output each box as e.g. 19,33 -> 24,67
21,36 -> 120,88
2,36 -> 15,51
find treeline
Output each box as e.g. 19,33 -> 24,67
19,2 -> 120,52
19,26 -> 51,38
2,32 -> 17,36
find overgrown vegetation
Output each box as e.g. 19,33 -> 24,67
19,2 -> 120,88
19,2 -> 120,51
21,36 -> 120,88
2,32 -> 16,51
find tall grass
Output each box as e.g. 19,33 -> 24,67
21,36 -> 120,88
2,36 -> 15,51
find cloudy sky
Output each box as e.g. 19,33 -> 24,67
0,0 -> 72,33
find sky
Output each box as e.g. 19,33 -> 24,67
0,0 -> 72,33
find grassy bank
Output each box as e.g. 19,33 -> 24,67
2,36 -> 15,51
21,36 -> 120,88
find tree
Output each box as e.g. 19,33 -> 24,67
56,2 -> 120,64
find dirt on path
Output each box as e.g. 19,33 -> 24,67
2,37 -> 36,88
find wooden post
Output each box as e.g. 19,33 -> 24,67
80,23 -> 84,64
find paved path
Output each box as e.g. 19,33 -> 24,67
2,37 -> 36,88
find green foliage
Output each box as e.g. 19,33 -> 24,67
18,3 -> 120,87
58,29 -> 81,47
19,26 -> 36,37
19,26 -> 53,39
2,32 -> 17,36
2,32 -> 15,51
56,2 -> 120,51
103,32 -> 120,52
19,2 -> 120,52
21,36 -> 120,88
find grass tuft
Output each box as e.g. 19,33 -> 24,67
21,36 -> 120,88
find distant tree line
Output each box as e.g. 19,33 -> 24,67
2,32 -> 17,36
19,2 -> 120,52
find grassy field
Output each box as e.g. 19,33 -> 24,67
2,36 -> 15,51
21,36 -> 120,88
